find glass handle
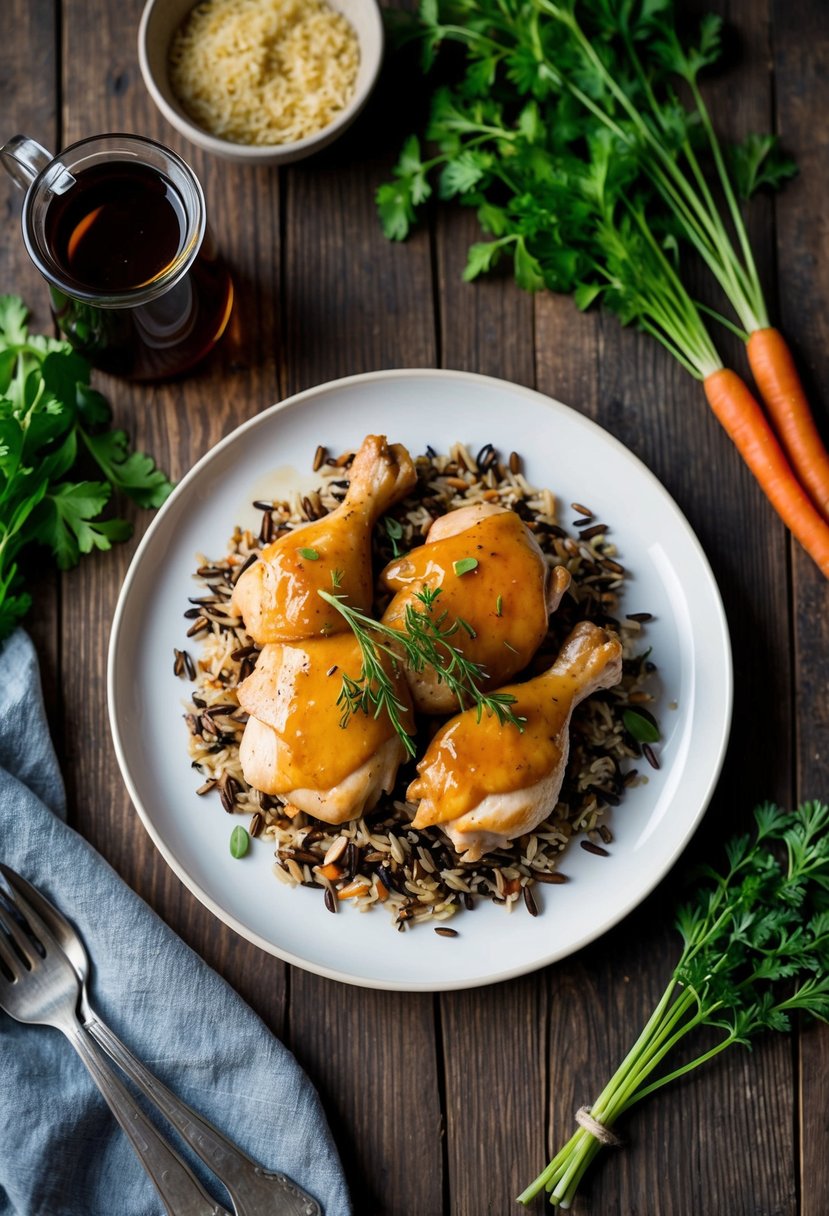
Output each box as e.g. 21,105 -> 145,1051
0,134 -> 53,190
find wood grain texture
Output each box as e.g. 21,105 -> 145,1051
278,46 -> 444,1215
2,0 -> 61,725
772,2 -> 829,1211
434,202 -> 542,1216
528,2 -> 797,1211
58,0 -> 291,1042
4,0 -> 826,1212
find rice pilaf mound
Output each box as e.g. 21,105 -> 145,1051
178,443 -> 659,931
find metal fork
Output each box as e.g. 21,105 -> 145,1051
0,886 -> 231,1216
0,866 -> 322,1216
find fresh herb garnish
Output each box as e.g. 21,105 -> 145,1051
453,556 -> 478,576
376,3 -> 829,577
297,546 -> 320,561
496,594 -> 503,617
622,706 -> 660,744
318,586 -> 525,753
229,825 -> 250,859
0,296 -> 173,639
519,801 -> 829,1208
384,515 -> 404,557
331,568 -> 344,588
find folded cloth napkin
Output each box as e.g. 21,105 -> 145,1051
0,630 -> 352,1216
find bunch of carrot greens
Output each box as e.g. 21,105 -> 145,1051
378,0 -> 829,575
519,800 -> 829,1208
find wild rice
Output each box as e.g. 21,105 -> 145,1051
179,442 -> 660,929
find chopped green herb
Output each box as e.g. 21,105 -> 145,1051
384,515 -> 404,557
229,825 -> 250,859
331,567 -> 344,588
297,547 -> 320,561
623,707 -> 661,744
496,594 -> 503,617
453,557 -> 478,576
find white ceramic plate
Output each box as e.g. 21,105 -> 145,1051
108,369 -> 732,991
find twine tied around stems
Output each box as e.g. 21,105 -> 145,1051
575,1106 -> 623,1147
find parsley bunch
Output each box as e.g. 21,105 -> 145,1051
378,0 -> 795,366
519,801 -> 829,1208
0,296 -> 173,639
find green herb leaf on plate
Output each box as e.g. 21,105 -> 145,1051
230,825 -> 250,859
622,706 -> 661,743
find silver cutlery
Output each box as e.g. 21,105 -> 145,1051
0,866 -> 322,1216
0,879 -> 231,1216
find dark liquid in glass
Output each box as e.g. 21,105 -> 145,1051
44,161 -> 232,380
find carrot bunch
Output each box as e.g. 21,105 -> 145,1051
378,0 -> 829,575
706,341 -> 829,575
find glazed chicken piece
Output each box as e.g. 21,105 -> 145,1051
406,621 -> 622,860
231,434 -> 416,643
237,633 -> 414,825
380,502 -> 571,713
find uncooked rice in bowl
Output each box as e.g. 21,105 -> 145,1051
176,442 -> 661,932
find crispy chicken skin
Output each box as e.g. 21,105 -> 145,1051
381,502 -> 570,713
231,434 -> 416,644
406,621 -> 623,860
237,634 -> 414,825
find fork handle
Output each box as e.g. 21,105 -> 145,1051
64,1022 -> 231,1216
84,1012 -> 321,1216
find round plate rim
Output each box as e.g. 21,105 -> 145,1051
107,367 -> 733,991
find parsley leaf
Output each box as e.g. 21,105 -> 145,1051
728,133 -> 799,200
520,802 -> 829,1207
0,298 -> 174,638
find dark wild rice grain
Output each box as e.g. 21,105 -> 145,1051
643,743 -> 661,770
581,840 -> 610,857
523,885 -> 539,917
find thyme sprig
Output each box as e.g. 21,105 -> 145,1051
318,586 -> 525,753
519,801 -> 829,1208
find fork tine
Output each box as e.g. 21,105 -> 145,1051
0,917 -> 20,978
0,903 -> 39,970
0,866 -> 61,951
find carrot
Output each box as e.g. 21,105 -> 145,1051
337,878 -> 371,900
703,369 -> 829,577
316,862 -> 343,882
746,328 -> 829,522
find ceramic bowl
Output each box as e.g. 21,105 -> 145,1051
138,0 -> 384,165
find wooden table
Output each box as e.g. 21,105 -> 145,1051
5,1 -> 829,1212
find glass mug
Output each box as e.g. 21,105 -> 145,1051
0,133 -> 234,380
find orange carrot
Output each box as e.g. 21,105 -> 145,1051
317,862 -> 343,882
337,878 -> 371,900
746,327 -> 829,522
703,369 -> 829,577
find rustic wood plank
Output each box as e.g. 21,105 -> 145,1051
1,0 -> 61,728
57,0 -> 289,1033
436,205 -> 536,386
432,186 -> 546,1216
772,2 -> 829,1212
529,1 -> 798,1212
280,61 -> 445,1216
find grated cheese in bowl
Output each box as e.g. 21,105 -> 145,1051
168,0 -> 361,147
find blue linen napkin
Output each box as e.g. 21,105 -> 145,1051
0,629 -> 352,1216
